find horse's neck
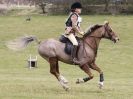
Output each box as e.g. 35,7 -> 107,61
84,28 -> 103,53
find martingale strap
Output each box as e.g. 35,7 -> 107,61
83,37 -> 99,56
83,32 -> 104,56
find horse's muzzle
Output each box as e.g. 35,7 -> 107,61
113,37 -> 119,43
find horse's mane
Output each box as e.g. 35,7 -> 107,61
83,24 -> 103,37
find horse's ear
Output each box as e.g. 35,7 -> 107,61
104,21 -> 109,25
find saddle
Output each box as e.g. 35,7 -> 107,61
59,35 -> 80,55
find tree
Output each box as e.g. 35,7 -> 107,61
104,0 -> 110,12
30,0 -> 47,14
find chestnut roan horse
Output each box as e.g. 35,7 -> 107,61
7,21 -> 119,91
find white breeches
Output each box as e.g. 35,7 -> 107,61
66,33 -> 78,46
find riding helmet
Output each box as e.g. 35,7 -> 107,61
71,2 -> 82,10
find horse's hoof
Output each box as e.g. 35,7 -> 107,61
62,84 -> 70,91
59,79 -> 70,91
76,78 -> 84,84
64,86 -> 70,91
98,82 -> 104,89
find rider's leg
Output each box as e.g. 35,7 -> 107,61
67,33 -> 79,63
67,33 -> 78,46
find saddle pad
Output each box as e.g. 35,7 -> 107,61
59,35 -> 80,55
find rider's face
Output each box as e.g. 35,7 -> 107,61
75,8 -> 82,14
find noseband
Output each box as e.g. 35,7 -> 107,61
103,25 -> 114,40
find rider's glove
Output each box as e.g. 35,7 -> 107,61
79,31 -> 85,36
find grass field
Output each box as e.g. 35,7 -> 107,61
0,15 -> 133,99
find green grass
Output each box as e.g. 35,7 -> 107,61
0,15 -> 133,99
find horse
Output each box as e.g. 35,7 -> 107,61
7,21 -> 119,91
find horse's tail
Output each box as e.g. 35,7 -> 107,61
6,35 -> 40,51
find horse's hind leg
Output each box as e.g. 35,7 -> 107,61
49,57 -> 69,91
56,60 -> 59,74
49,57 -> 59,79
76,64 -> 94,84
90,62 -> 104,89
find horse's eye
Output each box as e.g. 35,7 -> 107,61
109,29 -> 112,32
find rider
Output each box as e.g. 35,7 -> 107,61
64,2 -> 84,63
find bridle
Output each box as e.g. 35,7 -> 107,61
103,25 -> 115,41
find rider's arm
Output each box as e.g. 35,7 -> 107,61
78,27 -> 83,33
71,14 -> 84,35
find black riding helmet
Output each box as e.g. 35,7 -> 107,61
71,2 -> 82,10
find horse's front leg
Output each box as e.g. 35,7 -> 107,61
76,64 -> 94,84
90,62 -> 104,89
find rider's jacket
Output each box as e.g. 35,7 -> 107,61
65,12 -> 82,35
65,12 -> 82,27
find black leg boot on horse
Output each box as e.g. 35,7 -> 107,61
72,45 -> 80,65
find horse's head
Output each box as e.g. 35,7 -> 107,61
103,21 -> 119,43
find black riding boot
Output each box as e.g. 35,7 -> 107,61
72,45 -> 80,64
